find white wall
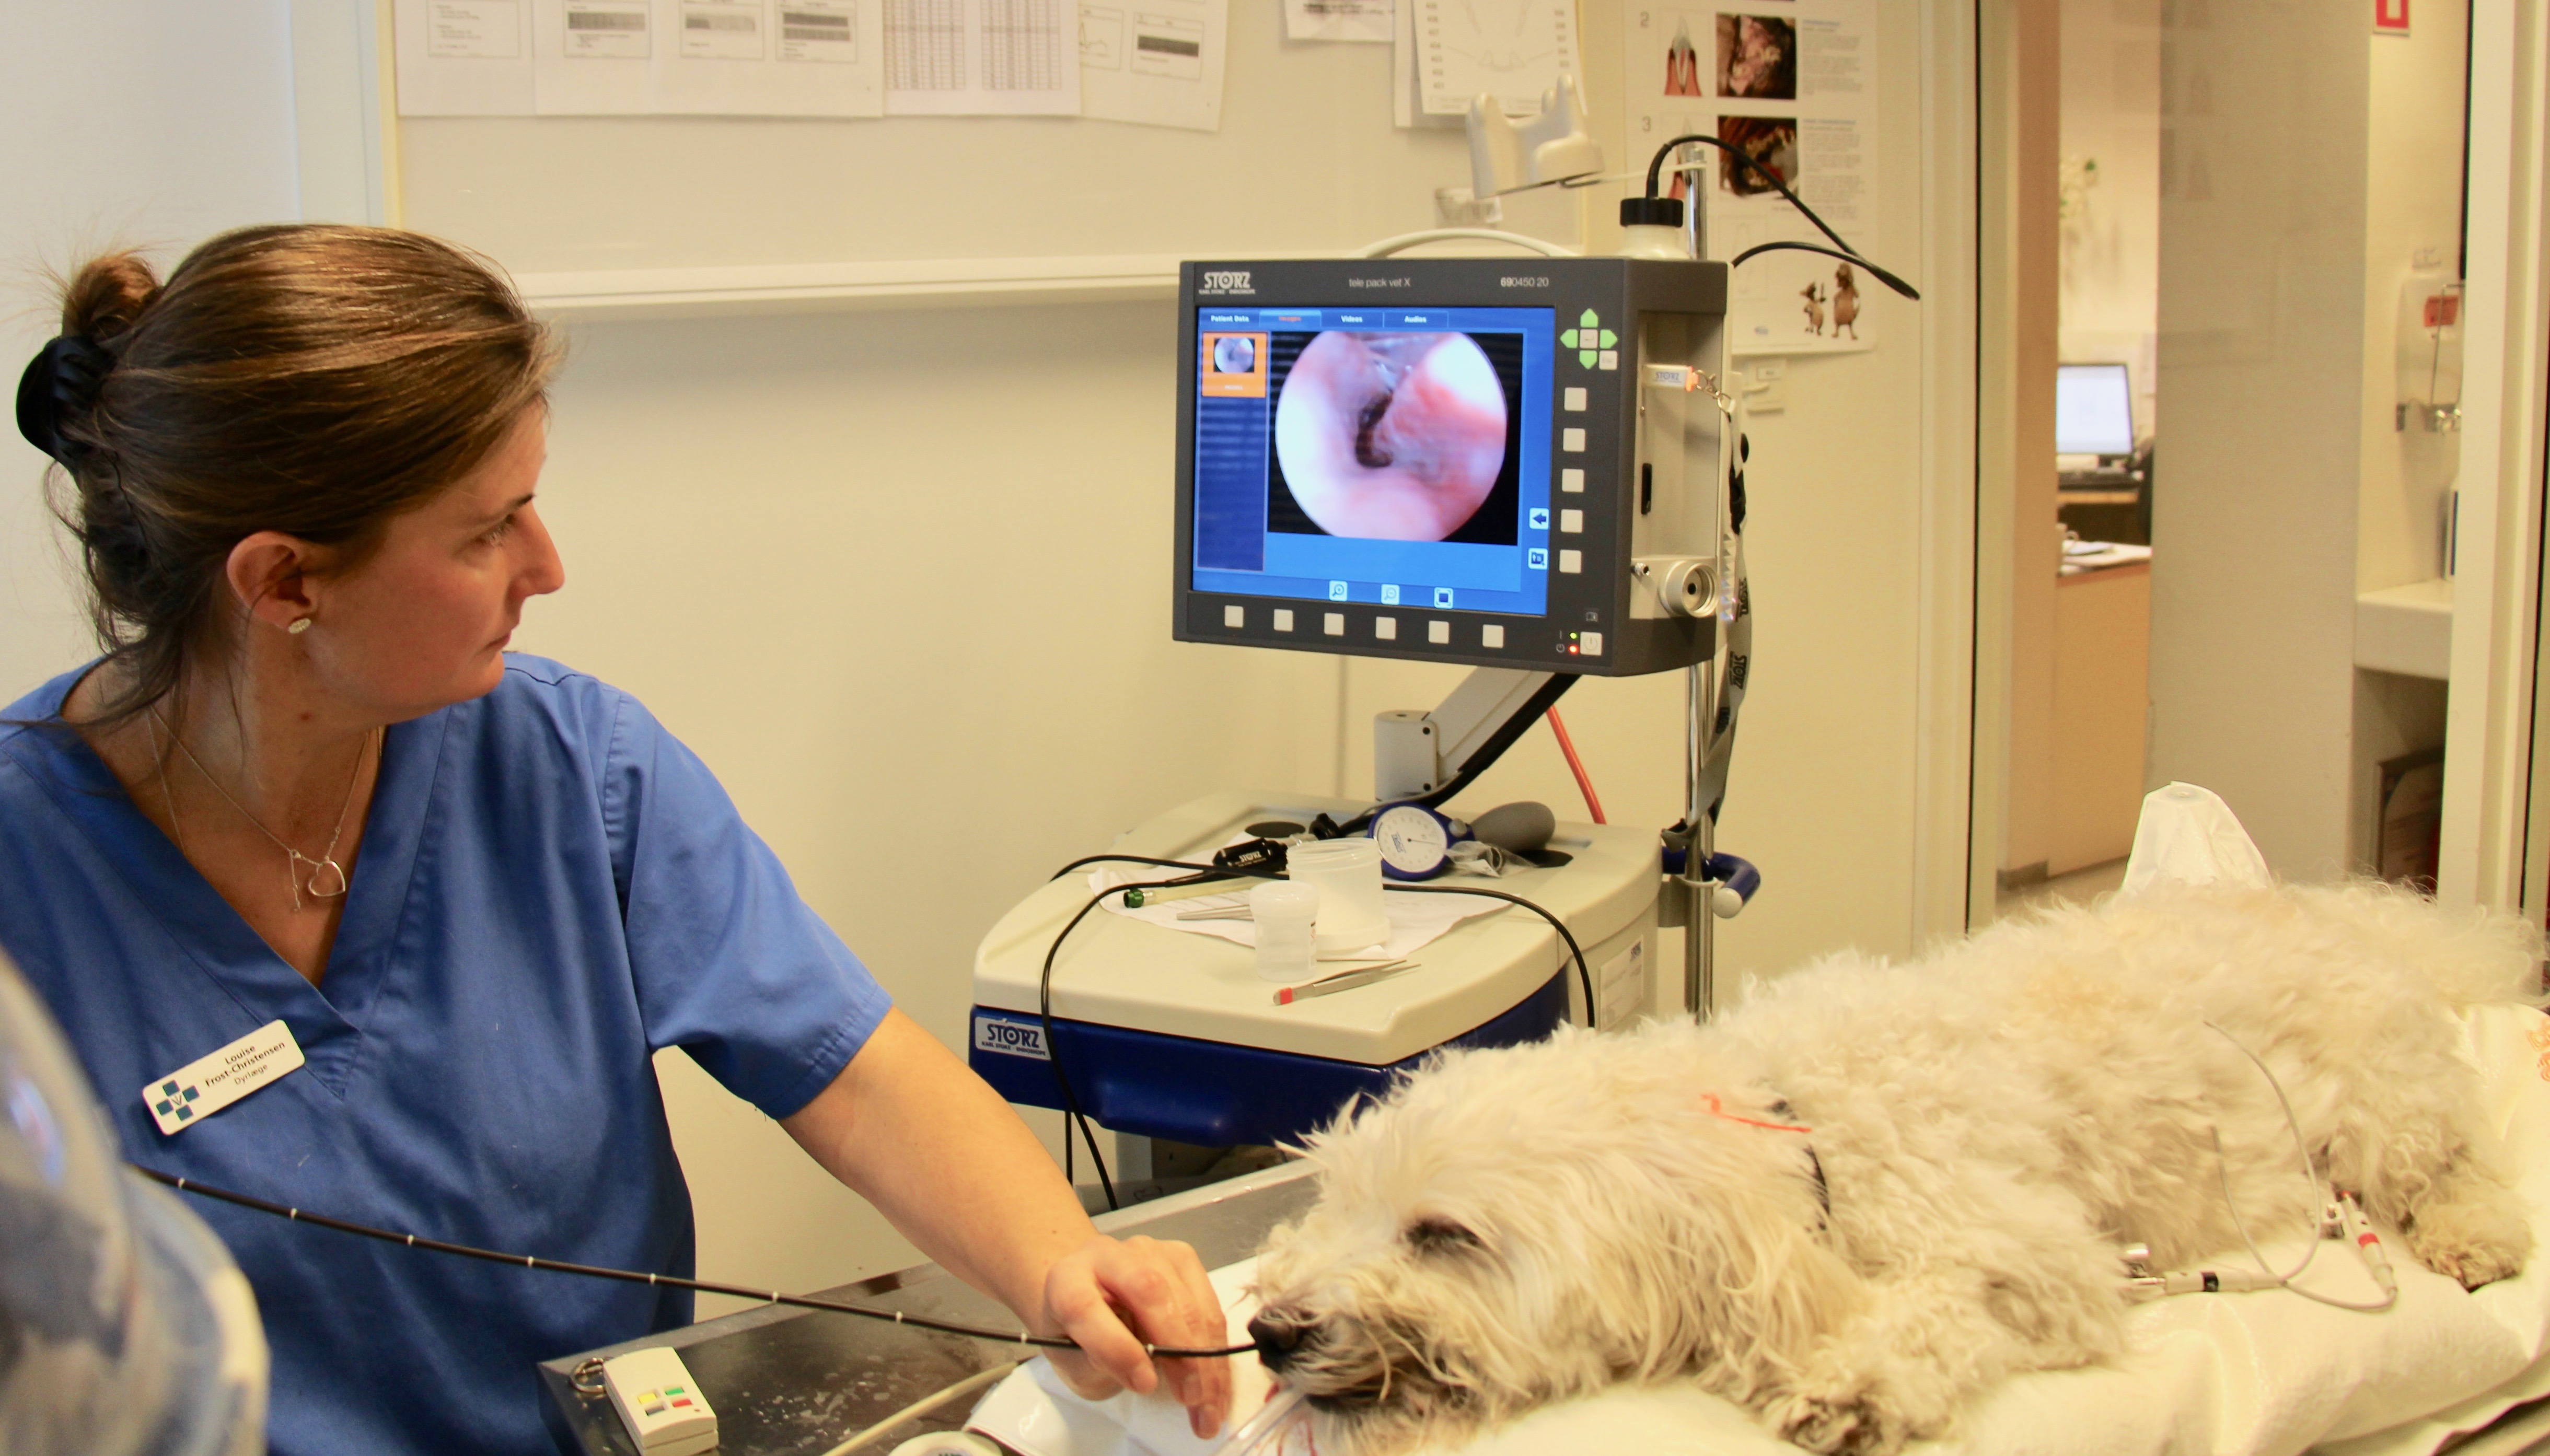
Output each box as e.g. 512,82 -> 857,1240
0,1 -> 303,702
2056,0 -> 2159,437
2358,10 -> 2472,592
2147,0 -> 2369,878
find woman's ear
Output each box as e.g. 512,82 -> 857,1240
225,531 -> 326,634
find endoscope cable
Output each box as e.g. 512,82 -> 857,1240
1641,133 -> 1921,300
1037,856 -> 1599,1214
134,1165 -> 1257,1357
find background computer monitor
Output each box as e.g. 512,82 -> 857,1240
2055,363 -> 2136,456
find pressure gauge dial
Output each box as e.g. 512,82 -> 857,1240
1371,802 -> 1464,881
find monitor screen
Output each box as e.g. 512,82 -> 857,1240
1188,305 -> 1556,617
2055,363 -> 2136,455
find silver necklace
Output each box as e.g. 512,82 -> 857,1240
152,710 -> 378,912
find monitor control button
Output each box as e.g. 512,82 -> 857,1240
1563,387 -> 1587,412
1599,351 -> 1618,370
1580,631 -> 1604,656
1559,509 -> 1583,533
1223,605 -> 1244,628
1561,469 -> 1585,493
1558,550 -> 1582,574
1324,613 -> 1346,636
1375,616 -> 1397,640
1428,621 -> 1451,645
1561,428 -> 1586,452
1482,625 -> 1505,649
1273,609 -> 1294,632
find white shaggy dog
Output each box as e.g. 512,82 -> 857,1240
1247,883 -> 2543,1455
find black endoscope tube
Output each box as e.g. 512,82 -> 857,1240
136,1167 -> 1256,1359
1641,134 -> 1921,300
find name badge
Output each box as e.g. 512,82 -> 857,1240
143,1020 -> 305,1135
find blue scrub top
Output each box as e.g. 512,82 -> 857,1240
0,655 -> 893,1455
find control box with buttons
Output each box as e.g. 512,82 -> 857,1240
1175,257 -> 1729,677
600,1346 -> 718,1456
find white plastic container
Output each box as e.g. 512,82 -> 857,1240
1286,838 -> 1391,954
1250,880 -> 1322,982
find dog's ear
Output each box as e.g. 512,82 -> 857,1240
1405,1217 -> 1485,1254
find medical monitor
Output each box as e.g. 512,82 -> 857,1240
1174,258 -> 1730,677
2055,363 -> 2136,456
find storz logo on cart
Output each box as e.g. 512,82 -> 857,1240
1199,270 -> 1254,296
972,1014 -> 1050,1061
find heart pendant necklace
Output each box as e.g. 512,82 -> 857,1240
155,712 -> 378,913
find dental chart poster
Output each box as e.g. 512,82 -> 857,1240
1626,0 -> 1878,355
399,0 -> 1225,125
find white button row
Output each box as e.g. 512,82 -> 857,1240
1224,608 -> 1510,651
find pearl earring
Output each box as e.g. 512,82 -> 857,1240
287,618 -> 312,635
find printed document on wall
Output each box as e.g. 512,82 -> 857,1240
652,0 -> 885,114
533,0 -> 658,111
1285,0 -> 1390,43
397,0 -> 537,113
886,0 -> 1081,115
530,0 -> 885,114
1392,0 -> 1456,128
1625,0 -> 1877,354
1079,0 -> 1225,130
1412,0 -> 1579,119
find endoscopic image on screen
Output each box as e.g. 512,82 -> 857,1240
1267,330 -> 1523,544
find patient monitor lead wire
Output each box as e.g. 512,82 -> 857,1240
1038,856 -> 1597,1213
2137,1022 -> 2398,1313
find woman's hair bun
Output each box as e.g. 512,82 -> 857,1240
60,251 -> 160,342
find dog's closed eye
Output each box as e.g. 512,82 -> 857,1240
1405,1217 -> 1483,1253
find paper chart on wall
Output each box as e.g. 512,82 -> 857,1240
463,0 -> 886,114
1412,0 -> 1579,119
1285,0 -> 1391,43
1078,0 -> 1226,130
396,0 -> 537,114
1625,0 -> 1877,355
1392,0 -> 1456,128
884,0 -> 1080,115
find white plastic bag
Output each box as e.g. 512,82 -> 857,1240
2117,783 -> 2271,896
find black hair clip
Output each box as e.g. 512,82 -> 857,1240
15,335 -> 112,466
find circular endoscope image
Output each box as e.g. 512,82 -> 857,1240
1213,335 -> 1258,374
1272,331 -> 1508,542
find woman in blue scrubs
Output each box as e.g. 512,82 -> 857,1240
0,225 -> 1232,1454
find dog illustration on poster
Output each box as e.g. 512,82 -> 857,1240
1832,262 -> 1861,339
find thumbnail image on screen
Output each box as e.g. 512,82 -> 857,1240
1266,331 -> 1522,545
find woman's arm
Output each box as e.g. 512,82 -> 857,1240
780,1008 -> 1234,1438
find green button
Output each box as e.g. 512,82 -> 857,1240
1579,308 -> 1599,327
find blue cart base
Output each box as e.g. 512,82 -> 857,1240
969,971 -> 1569,1148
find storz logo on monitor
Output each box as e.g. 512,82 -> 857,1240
1199,270 -> 1254,295
972,1014 -> 1049,1061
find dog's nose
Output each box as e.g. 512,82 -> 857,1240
1248,1311 -> 1305,1368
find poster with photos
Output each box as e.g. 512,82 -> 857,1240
1627,0 -> 1877,355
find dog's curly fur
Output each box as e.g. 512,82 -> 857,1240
1248,883 -> 2544,1454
